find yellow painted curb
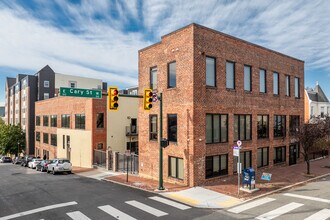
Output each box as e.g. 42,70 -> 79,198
218,198 -> 242,208
166,194 -> 200,206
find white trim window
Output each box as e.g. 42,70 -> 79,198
44,81 -> 50,88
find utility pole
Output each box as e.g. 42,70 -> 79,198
158,92 -> 164,190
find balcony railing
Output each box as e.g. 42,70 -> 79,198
126,126 -> 138,136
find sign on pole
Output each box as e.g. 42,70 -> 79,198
233,146 -> 240,157
152,91 -> 158,102
60,87 -> 102,99
237,140 -> 242,147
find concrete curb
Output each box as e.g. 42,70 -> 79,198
240,172 -> 330,205
101,178 -> 161,195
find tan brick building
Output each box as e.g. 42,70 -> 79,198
138,23 -> 304,187
35,95 -> 107,168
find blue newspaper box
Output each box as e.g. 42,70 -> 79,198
242,168 -> 256,189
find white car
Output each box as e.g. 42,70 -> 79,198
28,159 -> 43,169
47,159 -> 72,175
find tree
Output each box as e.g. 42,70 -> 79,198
294,116 -> 330,174
0,123 -> 25,156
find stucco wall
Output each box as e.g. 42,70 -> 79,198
57,129 -> 92,168
107,96 -> 139,153
55,73 -> 102,90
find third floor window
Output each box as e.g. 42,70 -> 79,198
206,57 -> 216,87
273,72 -> 279,95
294,77 -> 300,98
150,67 -> 157,90
259,69 -> 266,93
244,65 -> 251,91
168,62 -> 176,88
226,61 -> 235,89
285,75 -> 290,96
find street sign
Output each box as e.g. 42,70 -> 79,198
233,147 -> 240,157
152,91 -> 158,102
237,140 -> 242,147
261,172 -> 272,181
60,87 -> 102,99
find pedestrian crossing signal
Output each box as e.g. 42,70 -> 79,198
108,86 -> 119,111
144,88 -> 153,110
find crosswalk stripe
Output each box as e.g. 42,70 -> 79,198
98,205 -> 137,220
255,202 -> 304,220
149,196 -> 191,210
284,193 -> 330,203
67,211 -> 91,220
228,198 -> 276,214
126,200 -> 168,217
304,209 -> 330,220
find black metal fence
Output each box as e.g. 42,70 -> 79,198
93,149 -> 106,167
116,153 -> 139,174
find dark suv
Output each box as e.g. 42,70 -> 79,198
21,156 -> 36,167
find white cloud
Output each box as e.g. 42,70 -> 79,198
0,0 -> 330,92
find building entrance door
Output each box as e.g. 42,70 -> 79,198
289,145 -> 297,165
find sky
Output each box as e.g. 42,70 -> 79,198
0,0 -> 330,106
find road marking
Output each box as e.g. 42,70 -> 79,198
304,209 -> 330,220
284,193 -> 330,203
149,196 -> 191,210
228,198 -> 276,214
126,200 -> 168,217
255,202 -> 304,220
0,201 -> 77,220
98,205 -> 137,220
67,211 -> 91,220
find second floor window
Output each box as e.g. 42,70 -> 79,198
274,115 -> 286,137
206,57 -> 216,87
150,115 -> 158,140
36,132 -> 40,142
273,72 -> 279,95
43,133 -> 49,144
226,61 -> 235,89
96,113 -> 104,128
168,62 -> 176,88
61,114 -> 70,128
150,67 -> 157,90
244,65 -> 251,91
234,115 -> 251,141
43,115 -> 49,127
289,116 -> 300,135
51,134 -> 57,146
75,114 -> 85,129
206,114 -> 228,143
36,116 -> 40,126
51,115 -> 57,127
257,115 -> 269,139
168,114 -> 177,142
259,69 -> 266,93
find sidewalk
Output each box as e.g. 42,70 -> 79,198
79,158 -> 330,209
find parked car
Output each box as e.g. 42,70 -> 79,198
12,157 -> 24,164
28,159 -> 43,169
47,159 -> 72,175
0,156 -> 12,163
36,160 -> 52,172
21,156 -> 36,167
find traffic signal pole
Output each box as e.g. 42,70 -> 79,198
158,92 -> 164,190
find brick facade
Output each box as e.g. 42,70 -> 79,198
138,24 -> 304,187
35,96 -> 107,163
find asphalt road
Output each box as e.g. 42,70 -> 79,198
0,163 -> 213,220
218,175 -> 330,220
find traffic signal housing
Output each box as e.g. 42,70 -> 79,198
108,86 -> 119,111
144,88 -> 153,110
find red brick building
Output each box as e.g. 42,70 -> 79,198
138,23 -> 304,187
35,95 -> 107,168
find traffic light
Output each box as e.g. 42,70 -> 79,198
144,88 -> 153,110
108,86 -> 119,111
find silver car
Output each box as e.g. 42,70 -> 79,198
47,159 -> 72,175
